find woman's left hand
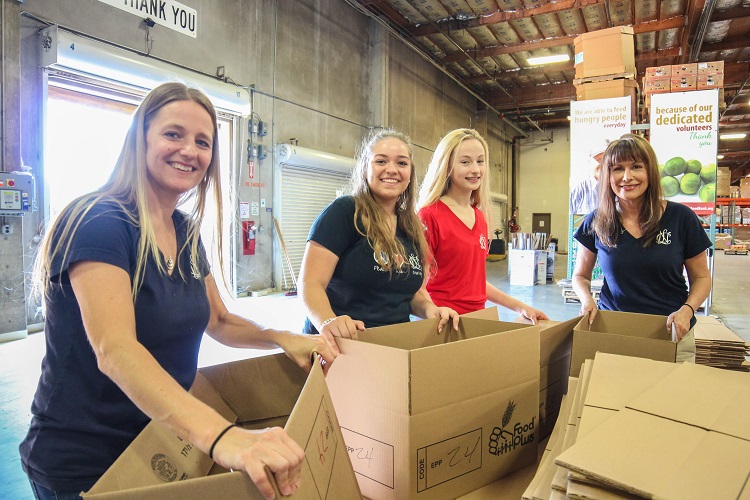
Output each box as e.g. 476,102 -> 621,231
518,306 -> 549,325
278,332 -> 336,375
666,306 -> 692,341
430,306 -> 460,333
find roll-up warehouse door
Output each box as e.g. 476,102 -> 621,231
278,165 -> 350,289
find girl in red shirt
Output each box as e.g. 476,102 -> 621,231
417,129 -> 548,323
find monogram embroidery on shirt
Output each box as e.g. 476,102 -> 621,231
480,234 -> 487,250
656,229 -> 672,245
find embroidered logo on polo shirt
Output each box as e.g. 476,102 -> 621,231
408,253 -> 422,272
480,234 -> 487,250
656,229 -> 672,245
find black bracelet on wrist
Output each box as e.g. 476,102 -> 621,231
682,303 -> 695,316
209,423 -> 237,459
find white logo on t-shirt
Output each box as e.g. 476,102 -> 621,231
479,234 -> 487,250
656,229 -> 671,245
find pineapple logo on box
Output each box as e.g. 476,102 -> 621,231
488,400 -> 535,456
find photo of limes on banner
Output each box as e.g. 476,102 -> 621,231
659,156 -> 716,202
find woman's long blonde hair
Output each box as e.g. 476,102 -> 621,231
417,128 -> 493,230
33,82 -> 224,305
592,133 -> 664,248
350,128 -> 428,274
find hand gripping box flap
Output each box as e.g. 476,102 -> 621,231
84,354 -> 361,499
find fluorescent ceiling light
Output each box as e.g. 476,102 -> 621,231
720,133 -> 747,140
527,54 -> 570,66
717,154 -> 725,159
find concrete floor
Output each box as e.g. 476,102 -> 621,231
1,251 -> 747,499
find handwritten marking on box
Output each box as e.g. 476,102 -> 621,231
417,428 -> 483,492
340,427 -> 395,489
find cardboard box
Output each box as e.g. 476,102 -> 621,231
697,60 -> 724,75
570,310 -> 677,377
671,63 -> 698,77
84,354 -> 361,499
717,166 -> 731,197
573,26 -> 635,79
555,361 -> 750,499
327,316 -> 541,499
643,76 -> 671,94
670,75 -> 697,91
697,73 -> 723,89
740,178 -> 750,198
645,65 -> 671,78
574,79 -> 638,122
509,249 -> 548,286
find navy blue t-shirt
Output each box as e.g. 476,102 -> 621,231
20,201 -> 211,492
574,201 -> 711,326
303,196 -> 424,333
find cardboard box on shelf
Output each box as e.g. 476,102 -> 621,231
740,178 -> 750,198
84,354 -> 361,499
697,60 -> 724,75
717,166 -> 731,197
671,63 -> 698,77
645,65 -> 671,78
570,310 -> 677,377
573,26 -> 635,79
697,73 -> 724,89
670,76 -> 697,91
327,315 -> 541,500
643,76 -> 671,94
574,79 -> 638,122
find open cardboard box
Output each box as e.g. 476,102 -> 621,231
83,354 -> 361,499
570,310 -> 676,377
327,312 -> 540,499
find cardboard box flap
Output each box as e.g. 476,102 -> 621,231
410,326 -> 540,414
331,336 -> 410,413
86,375 -> 231,495
460,306 -> 500,320
540,317 -> 578,364
625,362 -> 750,441
356,317 -> 442,349
584,353 -> 678,411
85,470 -> 262,499
189,372 -> 237,421
198,354 -> 307,423
576,310 -> 670,339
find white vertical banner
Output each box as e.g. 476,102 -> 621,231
569,97 -> 632,215
649,90 -> 719,216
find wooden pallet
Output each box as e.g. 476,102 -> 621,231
573,72 -> 636,86
724,248 -> 749,255
562,288 -> 600,304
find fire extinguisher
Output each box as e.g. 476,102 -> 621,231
243,221 -> 256,255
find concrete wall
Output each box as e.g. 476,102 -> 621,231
1,0 -> 518,332
517,128 -> 571,252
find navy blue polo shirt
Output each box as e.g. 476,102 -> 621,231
574,201 -> 711,326
20,201 -> 211,492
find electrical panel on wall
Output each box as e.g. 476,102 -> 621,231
0,172 -> 36,216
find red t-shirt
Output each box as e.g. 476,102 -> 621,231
418,200 -> 489,314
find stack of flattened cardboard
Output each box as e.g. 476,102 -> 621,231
694,315 -> 750,371
532,352 -> 750,499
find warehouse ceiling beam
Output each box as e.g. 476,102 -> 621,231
442,17 -> 685,63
